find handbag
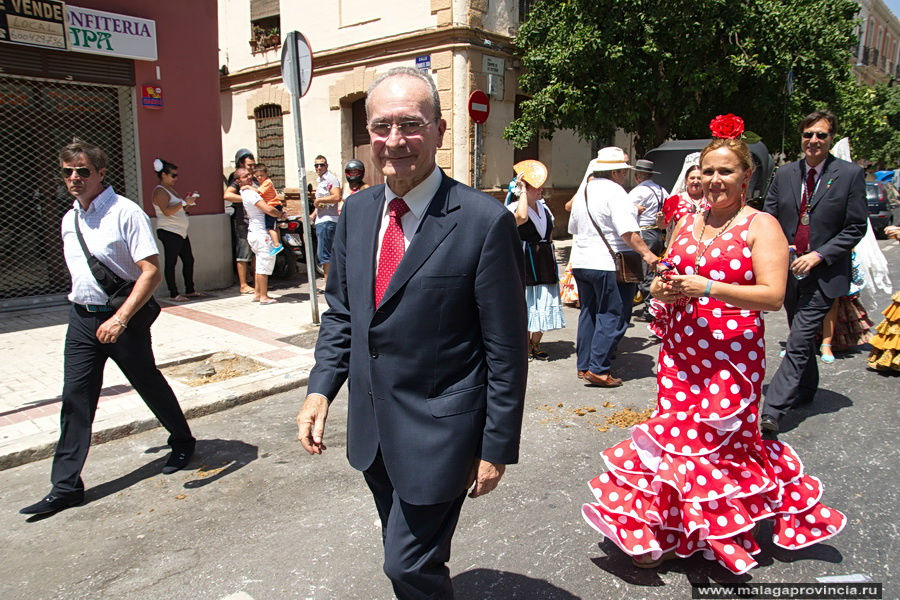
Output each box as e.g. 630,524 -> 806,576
582,187 -> 644,283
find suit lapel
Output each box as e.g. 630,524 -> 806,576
377,175 -> 458,307
790,161 -> 803,212
808,155 -> 839,212
360,187 -> 385,313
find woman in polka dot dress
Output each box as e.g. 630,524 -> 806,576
581,126 -> 847,575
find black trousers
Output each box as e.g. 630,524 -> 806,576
762,275 -> 833,420
363,451 -> 466,600
50,304 -> 194,495
156,229 -> 195,297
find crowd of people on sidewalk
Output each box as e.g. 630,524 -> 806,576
20,64 -> 900,599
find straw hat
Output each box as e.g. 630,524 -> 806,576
590,147 -> 632,172
513,160 -> 548,188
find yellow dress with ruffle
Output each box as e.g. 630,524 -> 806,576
867,291 -> 900,371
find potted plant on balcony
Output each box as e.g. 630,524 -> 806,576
250,25 -> 265,52
267,28 -> 280,47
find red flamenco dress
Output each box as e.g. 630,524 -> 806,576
582,212 -> 846,574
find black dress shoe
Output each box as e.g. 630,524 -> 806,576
760,415 -> 779,434
20,492 -> 84,515
162,446 -> 194,474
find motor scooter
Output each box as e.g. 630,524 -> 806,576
272,214 -> 322,279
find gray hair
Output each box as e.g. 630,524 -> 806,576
365,67 -> 441,122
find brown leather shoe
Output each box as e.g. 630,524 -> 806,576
577,370 -> 587,380
583,371 -> 623,387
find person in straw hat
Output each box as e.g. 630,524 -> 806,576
568,147 -> 658,387
508,160 -> 566,360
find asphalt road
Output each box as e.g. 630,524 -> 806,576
2,241 -> 898,600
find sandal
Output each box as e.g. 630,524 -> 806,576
259,298 -> 278,305
171,294 -> 190,302
631,548 -> 676,569
530,342 -> 549,361
184,291 -> 208,298
820,344 -> 835,363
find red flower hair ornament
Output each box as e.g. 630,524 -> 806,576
709,114 -> 745,139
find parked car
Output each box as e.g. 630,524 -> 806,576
866,181 -> 900,238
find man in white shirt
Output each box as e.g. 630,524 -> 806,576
628,158 -> 669,306
235,167 -> 283,304
568,147 -> 658,387
312,155 -> 342,289
21,140 -> 195,516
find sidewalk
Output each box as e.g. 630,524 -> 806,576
0,279 -> 324,470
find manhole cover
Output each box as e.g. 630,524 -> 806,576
161,352 -> 268,387
277,328 -> 320,348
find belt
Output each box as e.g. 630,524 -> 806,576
75,303 -> 114,313
640,225 -> 662,230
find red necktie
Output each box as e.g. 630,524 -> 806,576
794,167 -> 815,253
374,198 -> 410,305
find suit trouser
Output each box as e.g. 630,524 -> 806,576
763,276 -> 833,420
50,304 -> 195,495
638,228 -> 665,299
573,269 -> 634,375
363,451 -> 466,600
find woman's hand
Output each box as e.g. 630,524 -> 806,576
666,274 -> 712,298
650,276 -> 685,304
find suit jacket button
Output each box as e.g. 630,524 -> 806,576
370,350 -> 378,358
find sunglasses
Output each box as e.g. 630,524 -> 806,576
168,173 -> 179,178
314,163 -> 327,168
61,167 -> 93,178
802,131 -> 830,140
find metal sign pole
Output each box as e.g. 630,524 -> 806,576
283,32 -> 319,323
474,122 -> 481,189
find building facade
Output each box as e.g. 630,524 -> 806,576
218,0 -> 595,234
0,0 -> 225,311
852,0 -> 900,85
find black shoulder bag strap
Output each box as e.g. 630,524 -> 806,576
72,211 -> 133,301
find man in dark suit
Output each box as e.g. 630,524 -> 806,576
761,110 -> 867,433
296,67 -> 528,599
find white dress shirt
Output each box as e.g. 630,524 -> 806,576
569,177 -> 640,271
62,186 -> 160,304
376,166 -> 443,265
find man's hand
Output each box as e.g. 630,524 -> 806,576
467,460 -> 506,498
790,251 -> 823,278
297,394 -> 329,454
96,315 -> 126,344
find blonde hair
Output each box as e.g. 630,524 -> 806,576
700,138 -> 752,172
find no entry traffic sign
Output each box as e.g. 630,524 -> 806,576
468,90 -> 490,124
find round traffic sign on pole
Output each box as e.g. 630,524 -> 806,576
281,31 -> 313,98
468,90 -> 490,124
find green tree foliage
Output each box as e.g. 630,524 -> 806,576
838,82 -> 900,165
506,0 -> 861,157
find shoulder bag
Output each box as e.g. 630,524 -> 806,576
583,187 -> 643,283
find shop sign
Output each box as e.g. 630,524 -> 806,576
141,85 -> 163,109
0,0 -> 67,50
66,5 -> 157,61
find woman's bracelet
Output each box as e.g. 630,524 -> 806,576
703,280 -> 713,297
113,315 -> 128,329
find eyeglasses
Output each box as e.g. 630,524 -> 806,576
61,167 -> 93,178
367,120 -> 431,137
802,131 -> 830,140
314,163 -> 327,168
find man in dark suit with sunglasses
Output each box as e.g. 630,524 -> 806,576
20,140 -> 195,516
761,110 -> 867,433
296,67 -> 527,599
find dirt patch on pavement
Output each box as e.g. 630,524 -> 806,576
162,352 -> 268,387
537,401 -> 653,431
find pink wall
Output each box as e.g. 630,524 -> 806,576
71,1 -> 222,216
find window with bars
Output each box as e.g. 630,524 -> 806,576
519,0 -> 538,21
254,104 -> 286,190
0,74 -> 137,306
